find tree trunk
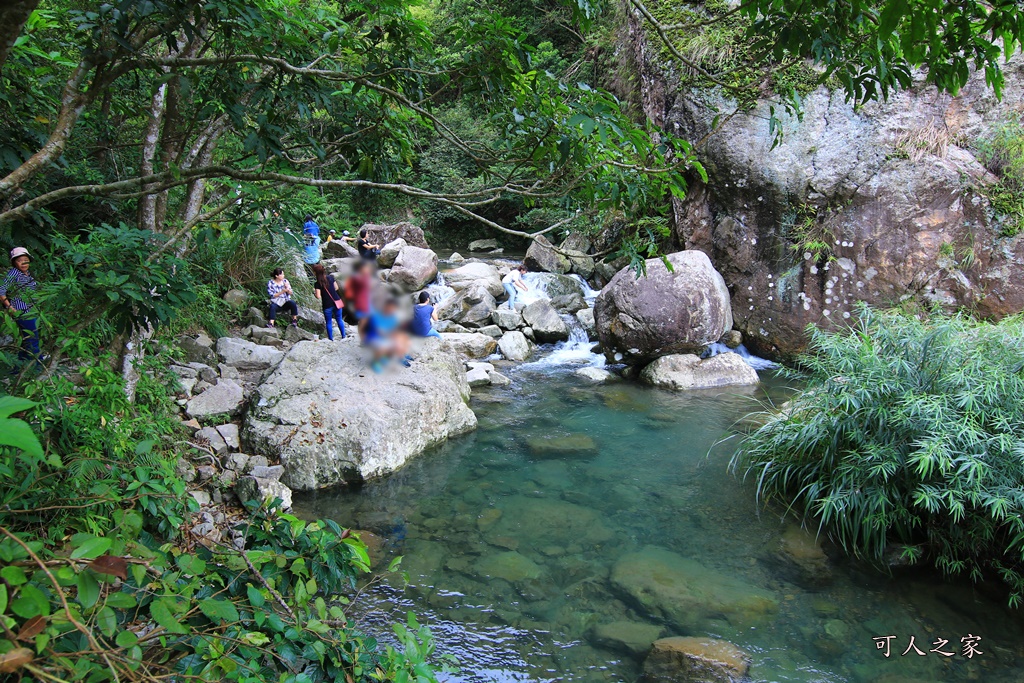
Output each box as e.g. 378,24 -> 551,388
138,82 -> 168,232
0,0 -> 40,74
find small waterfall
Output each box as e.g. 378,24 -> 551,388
703,342 -> 777,371
426,271 -> 455,304
566,274 -> 601,306
563,314 -> 590,344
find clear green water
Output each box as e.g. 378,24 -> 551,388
294,358 -> 1024,683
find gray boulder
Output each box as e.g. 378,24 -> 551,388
468,238 -> 499,251
575,366 -> 615,383
576,308 -> 596,339
492,308 -> 524,330
448,252 -> 465,263
595,251 -> 733,363
466,367 -> 491,387
243,339 -> 475,490
216,423 -> 240,450
186,379 -> 245,422
550,293 -> 588,313
178,334 -> 217,365
524,235 -> 570,274
478,324 -> 503,339
497,331 -> 531,361
377,238 -> 408,268
216,337 -> 286,370
236,476 -> 293,511
323,238 -> 360,258
640,353 -> 758,391
441,332 -> 498,359
444,262 -> 504,298
389,246 -> 439,292
522,300 -> 569,343
223,289 -> 249,309
360,221 -> 430,249
564,250 -> 595,279
197,426 -> 229,455
437,283 -> 497,328
525,272 -> 586,300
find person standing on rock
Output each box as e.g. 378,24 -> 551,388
267,268 -> 299,328
346,260 -> 374,338
312,263 -> 346,341
502,264 -> 529,309
409,291 -> 442,339
302,214 -> 320,239
1,247 -> 43,366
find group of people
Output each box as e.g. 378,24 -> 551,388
266,257 -> 442,374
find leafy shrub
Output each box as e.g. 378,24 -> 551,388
975,117 -> 1024,236
732,306 -> 1024,603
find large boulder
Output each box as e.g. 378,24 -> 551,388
594,251 -> 733,363
611,547 -> 777,631
377,238 -> 408,268
216,337 -> 286,370
436,283 -> 497,328
522,272 -> 586,300
388,246 -> 439,292
640,353 -> 758,391
468,238 -> 499,251
323,238 -> 360,258
178,334 -> 217,365
522,300 -> 569,343
643,637 -> 751,683
243,339 -> 475,490
440,332 -> 498,358
444,262 -> 504,297
576,308 -> 596,339
524,236 -> 573,274
497,330 -> 531,361
491,308 -> 524,330
360,221 -> 430,249
524,235 -> 570,274
223,288 -> 248,309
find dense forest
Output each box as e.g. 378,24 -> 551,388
2,1 -> 1024,682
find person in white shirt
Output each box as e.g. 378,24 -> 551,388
501,264 -> 529,310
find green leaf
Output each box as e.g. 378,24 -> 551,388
0,418 -> 43,458
878,0 -> 908,39
150,598 -> 188,634
70,536 -> 112,560
198,598 -> 239,624
96,606 -> 118,636
1,565 -> 27,586
246,584 -> 265,609
0,584 -> 7,614
116,629 -> 139,648
76,571 -> 100,609
0,396 -> 35,420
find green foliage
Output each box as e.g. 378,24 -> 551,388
782,205 -> 835,264
975,117 -> 1024,236
0,344 -> 446,681
732,306 -> 1024,604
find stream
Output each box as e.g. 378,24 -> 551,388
295,255 -> 1024,682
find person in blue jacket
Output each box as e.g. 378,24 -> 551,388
302,214 -> 320,239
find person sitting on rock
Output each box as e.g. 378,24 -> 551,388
312,263 -> 346,341
409,291 -> 441,339
502,264 -> 529,309
267,268 -> 299,328
354,228 -> 381,262
363,297 -> 411,373
345,260 -> 374,338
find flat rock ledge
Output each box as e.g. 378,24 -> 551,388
242,337 -> 477,490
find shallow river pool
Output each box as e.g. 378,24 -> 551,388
294,352 -> 1024,683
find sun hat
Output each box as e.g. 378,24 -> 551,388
342,230 -> 351,236
10,247 -> 29,260
329,229 -> 336,234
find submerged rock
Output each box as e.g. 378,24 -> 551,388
475,551 -> 542,583
575,367 -> 615,383
640,353 -> 758,391
591,620 -> 663,657
526,433 -> 598,458
643,637 -> 750,683
773,525 -> 833,588
594,251 -> 733,363
243,338 -> 476,490
611,547 -> 778,631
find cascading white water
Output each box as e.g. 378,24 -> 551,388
566,273 -> 601,306
522,313 -> 605,370
426,271 -> 455,304
703,342 -> 777,371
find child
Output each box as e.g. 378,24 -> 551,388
409,291 -> 441,339
363,298 -> 411,373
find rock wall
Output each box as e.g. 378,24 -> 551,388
628,5 -> 1024,357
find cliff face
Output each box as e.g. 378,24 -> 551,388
628,8 -> 1024,357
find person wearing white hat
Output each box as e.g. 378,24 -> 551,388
1,247 -> 41,365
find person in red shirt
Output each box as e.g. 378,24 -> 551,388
345,260 -> 374,338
